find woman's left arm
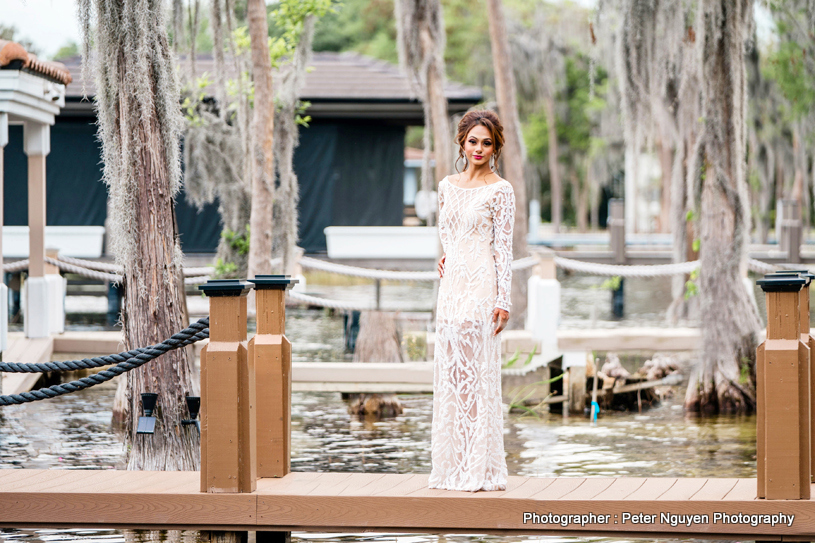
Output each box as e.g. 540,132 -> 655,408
491,183 -> 515,315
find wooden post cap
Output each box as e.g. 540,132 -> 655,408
247,275 -> 299,290
198,279 -> 252,297
757,276 -> 806,292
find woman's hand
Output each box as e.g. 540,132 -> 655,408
437,255 -> 446,278
492,308 -> 509,335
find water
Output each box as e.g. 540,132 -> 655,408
0,275 -> 761,543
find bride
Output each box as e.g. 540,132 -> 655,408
428,109 -> 515,492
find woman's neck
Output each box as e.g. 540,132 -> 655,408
459,164 -> 495,185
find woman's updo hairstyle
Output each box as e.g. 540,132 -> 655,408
454,109 -> 505,173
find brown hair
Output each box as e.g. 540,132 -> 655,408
454,109 -> 505,173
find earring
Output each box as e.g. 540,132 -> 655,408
489,155 -> 496,171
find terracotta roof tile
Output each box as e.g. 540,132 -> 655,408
0,40 -> 73,86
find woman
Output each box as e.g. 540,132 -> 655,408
428,109 -> 515,492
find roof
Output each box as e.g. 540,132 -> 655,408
0,40 -> 72,86
59,51 -> 482,121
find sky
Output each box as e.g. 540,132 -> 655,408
3,0 -> 777,61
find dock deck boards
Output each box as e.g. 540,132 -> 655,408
0,470 -> 810,538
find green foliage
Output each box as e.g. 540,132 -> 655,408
269,0 -> 340,67
502,345 -> 538,369
181,73 -> 214,126
214,258 -> 239,279
684,269 -> 699,300
591,276 -> 621,291
739,357 -> 752,385
506,372 -> 564,418
764,40 -> 815,120
310,0 -> 399,63
222,225 -> 251,256
53,41 -> 79,61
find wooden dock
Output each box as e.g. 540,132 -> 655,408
0,470 -> 811,539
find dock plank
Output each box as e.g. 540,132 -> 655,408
530,477 -> 586,499
690,478 -> 739,501
4,470 -> 815,538
656,478 -> 707,500
722,478 -> 757,501
592,477 -> 646,500
624,478 -> 677,500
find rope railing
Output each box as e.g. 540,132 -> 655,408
0,318 -> 209,406
553,256 -> 701,277
298,254 -> 539,282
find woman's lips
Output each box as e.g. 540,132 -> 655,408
473,155 -> 483,159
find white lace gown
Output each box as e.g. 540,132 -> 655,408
428,175 -> 515,492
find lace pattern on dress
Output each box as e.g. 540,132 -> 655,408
429,175 -> 515,492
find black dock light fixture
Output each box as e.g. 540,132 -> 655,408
136,392 -> 158,434
182,395 -> 201,434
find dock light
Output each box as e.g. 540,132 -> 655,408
182,396 -> 201,434
136,392 -> 158,434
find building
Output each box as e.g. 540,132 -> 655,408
3,51 -> 482,255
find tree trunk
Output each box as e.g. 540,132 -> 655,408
123,96 -> 198,471
657,134 -> 672,233
544,95 -> 561,233
346,311 -> 404,417
427,54 -> 452,191
486,0 -> 528,328
211,0 -> 226,119
684,0 -> 760,414
247,0 -> 275,300
79,0 -> 198,470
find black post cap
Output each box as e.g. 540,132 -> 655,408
765,271 -> 814,286
757,275 -> 807,292
248,274 -> 299,290
198,279 -> 252,297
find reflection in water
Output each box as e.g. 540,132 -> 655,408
0,302 -> 757,543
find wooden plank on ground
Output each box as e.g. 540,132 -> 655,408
1,336 -> 53,395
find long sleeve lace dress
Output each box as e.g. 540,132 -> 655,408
428,175 -> 515,492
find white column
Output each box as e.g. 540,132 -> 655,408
23,122 -> 50,338
0,113 -> 8,352
526,249 -> 560,353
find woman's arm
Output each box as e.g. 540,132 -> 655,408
491,183 -> 515,313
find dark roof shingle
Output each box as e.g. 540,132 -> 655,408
61,50 -> 480,102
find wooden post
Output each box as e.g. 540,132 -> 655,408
608,199 -> 625,317
198,279 -> 256,493
756,275 -> 811,499
23,122 -> 50,339
780,200 -> 802,263
608,199 -> 625,265
767,270 -> 815,482
248,275 -> 298,478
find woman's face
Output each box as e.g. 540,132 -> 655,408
463,124 -> 494,167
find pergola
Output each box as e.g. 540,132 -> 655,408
0,40 -> 72,345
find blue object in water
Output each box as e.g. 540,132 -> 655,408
591,401 -> 600,422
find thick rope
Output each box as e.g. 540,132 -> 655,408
0,317 -> 209,374
0,318 -> 209,406
286,289 -> 374,311
298,254 -> 538,282
554,256 -> 701,277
